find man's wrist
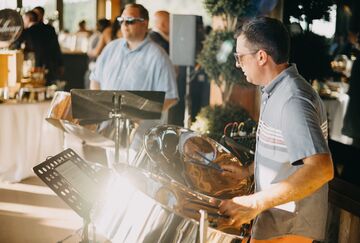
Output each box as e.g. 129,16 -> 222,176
250,192 -> 267,214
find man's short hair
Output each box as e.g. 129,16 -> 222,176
33,6 -> 44,22
124,3 -> 149,20
34,6 -> 45,15
236,17 -> 290,64
33,6 -> 45,16
25,10 -> 38,23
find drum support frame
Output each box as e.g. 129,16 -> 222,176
109,93 -> 130,166
33,149 -> 104,243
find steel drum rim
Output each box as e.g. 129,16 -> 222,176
90,164 -> 244,241
46,91 -> 116,147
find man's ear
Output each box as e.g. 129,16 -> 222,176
257,50 -> 268,66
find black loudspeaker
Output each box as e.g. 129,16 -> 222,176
170,14 -> 204,66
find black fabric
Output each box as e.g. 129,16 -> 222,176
342,53 -> 360,143
148,30 -> 169,54
14,23 -> 63,85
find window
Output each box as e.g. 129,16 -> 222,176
0,0 -> 17,9
22,0 -> 57,22
22,0 -> 58,30
63,0 -> 96,33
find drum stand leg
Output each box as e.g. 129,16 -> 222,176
199,209 -> 208,243
56,218 -> 95,243
79,218 -> 96,243
56,228 -> 82,243
110,93 -> 131,167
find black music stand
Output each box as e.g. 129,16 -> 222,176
33,148 -> 109,243
70,89 -> 165,166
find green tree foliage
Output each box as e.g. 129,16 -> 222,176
204,0 -> 252,18
197,30 -> 247,87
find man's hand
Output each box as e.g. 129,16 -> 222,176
163,98 -> 178,111
90,80 -> 100,90
217,195 -> 261,230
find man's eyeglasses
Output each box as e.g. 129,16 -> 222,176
233,51 -> 258,66
117,16 -> 145,25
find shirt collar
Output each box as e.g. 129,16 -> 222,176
262,64 -> 299,96
121,35 -> 150,53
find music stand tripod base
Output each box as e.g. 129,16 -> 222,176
33,148 -> 108,243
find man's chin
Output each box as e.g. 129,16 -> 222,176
245,77 -> 253,84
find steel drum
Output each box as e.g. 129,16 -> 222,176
143,125 -> 191,183
46,91 -> 116,147
91,165 -> 245,243
144,125 -> 253,199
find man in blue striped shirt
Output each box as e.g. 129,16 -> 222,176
219,17 -> 334,243
90,4 -> 178,111
89,4 -> 178,164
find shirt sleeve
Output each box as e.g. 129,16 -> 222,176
153,51 -> 178,100
89,42 -> 113,86
280,96 -> 330,163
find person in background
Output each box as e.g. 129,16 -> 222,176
22,10 -> 38,29
76,20 -> 92,37
13,9 -> 63,85
89,4 -> 178,164
342,5 -> 360,148
149,10 -> 170,54
111,16 -> 122,40
88,18 -> 112,53
218,17 -> 333,243
87,18 -> 119,59
32,6 -> 64,85
84,18 -> 112,89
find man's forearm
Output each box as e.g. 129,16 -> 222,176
163,98 -> 178,111
250,153 -> 334,213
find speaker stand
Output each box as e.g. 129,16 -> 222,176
184,66 -> 192,128
183,65 -> 202,128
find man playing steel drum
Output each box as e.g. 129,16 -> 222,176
218,17 -> 334,243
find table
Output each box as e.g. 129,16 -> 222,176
0,101 -> 64,182
323,93 -> 353,145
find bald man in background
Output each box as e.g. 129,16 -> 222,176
149,10 -> 170,54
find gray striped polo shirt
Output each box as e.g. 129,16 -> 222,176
252,64 -> 330,241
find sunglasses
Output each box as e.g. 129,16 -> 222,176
117,16 -> 145,25
233,50 -> 258,66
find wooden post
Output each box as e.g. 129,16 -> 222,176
339,209 -> 360,243
0,54 -> 9,88
111,0 -> 122,20
57,0 -> 63,30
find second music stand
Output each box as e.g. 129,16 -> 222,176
70,89 -> 165,166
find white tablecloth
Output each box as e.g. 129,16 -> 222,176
0,102 -> 64,182
323,93 -> 353,145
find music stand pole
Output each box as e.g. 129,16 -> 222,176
125,118 -> 130,164
80,218 -> 90,243
110,93 -> 123,166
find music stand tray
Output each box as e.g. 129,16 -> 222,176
70,89 -> 165,165
70,89 -> 165,121
33,148 -> 108,220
